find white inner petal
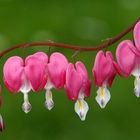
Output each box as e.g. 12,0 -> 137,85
22,92 -> 32,114
74,98 -> 89,121
96,86 -> 111,109
78,90 -> 85,99
45,78 -> 54,90
134,76 -> 140,97
20,75 -> 31,94
132,67 -> 140,77
19,76 -> 32,114
45,89 -> 54,110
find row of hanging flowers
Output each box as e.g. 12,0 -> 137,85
0,20 -> 140,131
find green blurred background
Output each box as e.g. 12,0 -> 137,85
0,0 -> 140,139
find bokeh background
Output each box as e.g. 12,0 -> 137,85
0,0 -> 140,140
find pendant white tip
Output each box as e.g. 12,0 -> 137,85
45,90 -> 54,111
134,89 -> 140,97
22,102 -> 32,114
134,76 -> 140,97
22,93 -> 32,114
45,100 -> 54,110
0,114 -> 4,132
74,99 -> 89,121
96,87 -> 111,109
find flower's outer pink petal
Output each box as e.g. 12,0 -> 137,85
65,63 -> 83,101
116,40 -> 136,77
106,52 -> 116,87
129,44 -> 140,56
3,56 -> 24,93
48,52 -> 68,89
32,52 -> 48,65
25,55 -> 47,92
75,61 -> 91,97
31,52 -> 48,90
92,51 -> 113,87
113,62 -> 128,77
134,21 -> 140,50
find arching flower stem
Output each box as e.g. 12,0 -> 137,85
0,18 -> 139,58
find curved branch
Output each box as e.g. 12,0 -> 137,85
0,18 -> 139,58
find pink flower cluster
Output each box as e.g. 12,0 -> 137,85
3,52 -> 91,121
1,21 -> 140,127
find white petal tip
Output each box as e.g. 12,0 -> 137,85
96,98 -> 106,109
74,99 -> 89,121
96,87 -> 111,109
45,100 -> 54,110
0,115 -> 4,132
45,90 -> 54,110
79,112 -> 86,121
22,102 -> 32,114
134,93 -> 140,98
134,88 -> 140,97
134,77 -> 140,98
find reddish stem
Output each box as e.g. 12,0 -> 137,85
0,18 -> 139,58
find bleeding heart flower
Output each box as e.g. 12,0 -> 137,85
65,61 -> 91,121
92,51 -> 116,108
45,52 -> 68,110
115,21 -> 140,97
0,96 -> 4,132
3,52 -> 48,113
115,40 -> 140,97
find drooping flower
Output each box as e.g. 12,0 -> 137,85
0,96 -> 4,132
3,52 -> 48,113
65,61 -> 91,121
92,51 -> 116,108
115,40 -> 140,97
114,21 -> 140,97
45,52 -> 68,110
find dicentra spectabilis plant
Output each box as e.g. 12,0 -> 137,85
0,18 -> 140,131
